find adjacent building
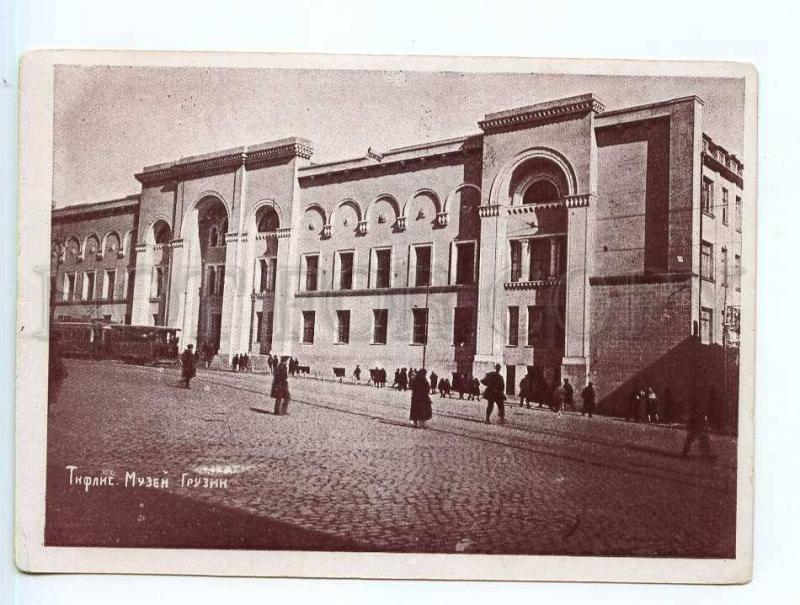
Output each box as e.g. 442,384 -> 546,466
51,93 -> 744,421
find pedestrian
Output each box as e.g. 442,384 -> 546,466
241,353 -> 249,373
626,388 -> 639,421
353,364 -> 361,383
379,368 -> 387,388
682,389 -> 715,460
429,371 -> 438,395
271,357 -> 291,416
409,368 -> 433,429
481,364 -> 506,424
470,376 -> 481,401
180,344 -> 196,389
438,377 -> 448,398
562,378 -> 575,411
392,369 -> 400,389
48,331 -> 68,410
399,368 -> 409,391
454,372 -> 466,399
409,368 -> 417,384
646,387 -> 659,422
266,352 -> 273,374
581,382 -> 596,418
519,373 -> 530,408
232,353 -> 239,372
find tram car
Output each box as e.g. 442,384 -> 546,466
51,321 -> 180,365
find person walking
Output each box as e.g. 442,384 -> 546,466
232,353 -> 240,372
470,376 -> 480,401
682,389 -> 715,460
409,368 -> 433,429
180,344 -> 196,389
353,364 -> 361,383
271,357 -> 291,416
481,364 -> 506,425
519,372 -> 530,408
399,368 -> 409,391
581,382 -> 596,418
429,371 -> 438,395
562,378 -> 575,411
646,387 -> 659,423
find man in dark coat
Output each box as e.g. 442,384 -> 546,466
682,389 -> 715,459
232,353 -> 240,372
429,371 -> 438,395
581,382 -> 596,417
271,358 -> 291,416
481,364 -> 506,424
409,369 -> 433,428
180,344 -> 196,389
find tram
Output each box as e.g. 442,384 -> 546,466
51,321 -> 181,365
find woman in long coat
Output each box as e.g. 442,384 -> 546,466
271,358 -> 291,416
410,369 -> 433,428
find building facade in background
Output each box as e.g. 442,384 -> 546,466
51,93 -> 743,420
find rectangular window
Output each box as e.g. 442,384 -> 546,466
702,177 -> 714,215
124,313 -> 131,325
452,306 -> 474,346
414,245 -> 432,287
507,306 -> 519,346
64,272 -> 76,301
455,241 -> 475,285
721,247 -> 729,286
372,309 -> 388,344
83,271 -> 96,300
722,188 -> 729,224
375,248 -> 392,288
736,195 -> 742,231
304,254 -> 319,291
206,266 -> 216,296
126,269 -> 135,299
338,251 -> 354,290
412,308 -> 428,345
530,238 -> 551,281
302,311 -> 315,344
700,307 -> 713,344
527,306 -> 545,346
258,258 -> 276,293
255,311 -> 263,343
700,241 -> 714,281
509,240 -> 522,282
105,269 -> 116,300
216,266 -> 225,295
264,311 -> 274,346
336,310 -> 350,344
155,267 -> 165,297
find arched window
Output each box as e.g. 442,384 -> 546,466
523,180 -> 560,204
256,206 -> 280,232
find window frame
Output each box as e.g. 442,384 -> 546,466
301,310 -> 316,344
411,243 -> 433,287
411,307 -> 428,345
700,306 -> 713,344
453,239 -> 477,285
507,305 -> 520,347
371,246 -> 393,289
372,309 -> 388,345
335,309 -> 351,344
336,250 -> 355,291
721,187 -> 729,225
302,253 -> 320,292
700,240 -> 715,282
701,176 -> 715,217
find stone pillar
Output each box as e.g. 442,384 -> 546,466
270,228 -> 294,356
235,234 -> 257,355
474,204 -> 508,376
561,196 -> 593,387
218,232 -> 241,356
166,239 -> 186,329
131,242 -> 152,325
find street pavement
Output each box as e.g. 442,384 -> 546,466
45,359 -> 738,556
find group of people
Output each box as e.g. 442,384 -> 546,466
174,343 -> 716,458
627,387 -> 662,423
408,364 -> 509,427
230,353 -> 251,372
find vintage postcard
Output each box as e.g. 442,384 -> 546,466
15,51 -> 756,583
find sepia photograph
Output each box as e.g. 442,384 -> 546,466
15,51 -> 756,583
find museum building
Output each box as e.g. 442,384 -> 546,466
51,93 -> 744,416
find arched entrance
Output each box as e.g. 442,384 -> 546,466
249,204 -> 280,354
184,196 -> 229,355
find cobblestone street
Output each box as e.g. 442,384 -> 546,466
45,359 -> 737,557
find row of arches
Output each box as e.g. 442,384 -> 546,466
302,184 -> 482,231
55,230 -> 136,264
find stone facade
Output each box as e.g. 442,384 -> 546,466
51,93 -> 744,420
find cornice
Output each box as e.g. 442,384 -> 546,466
479,95 -> 604,133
